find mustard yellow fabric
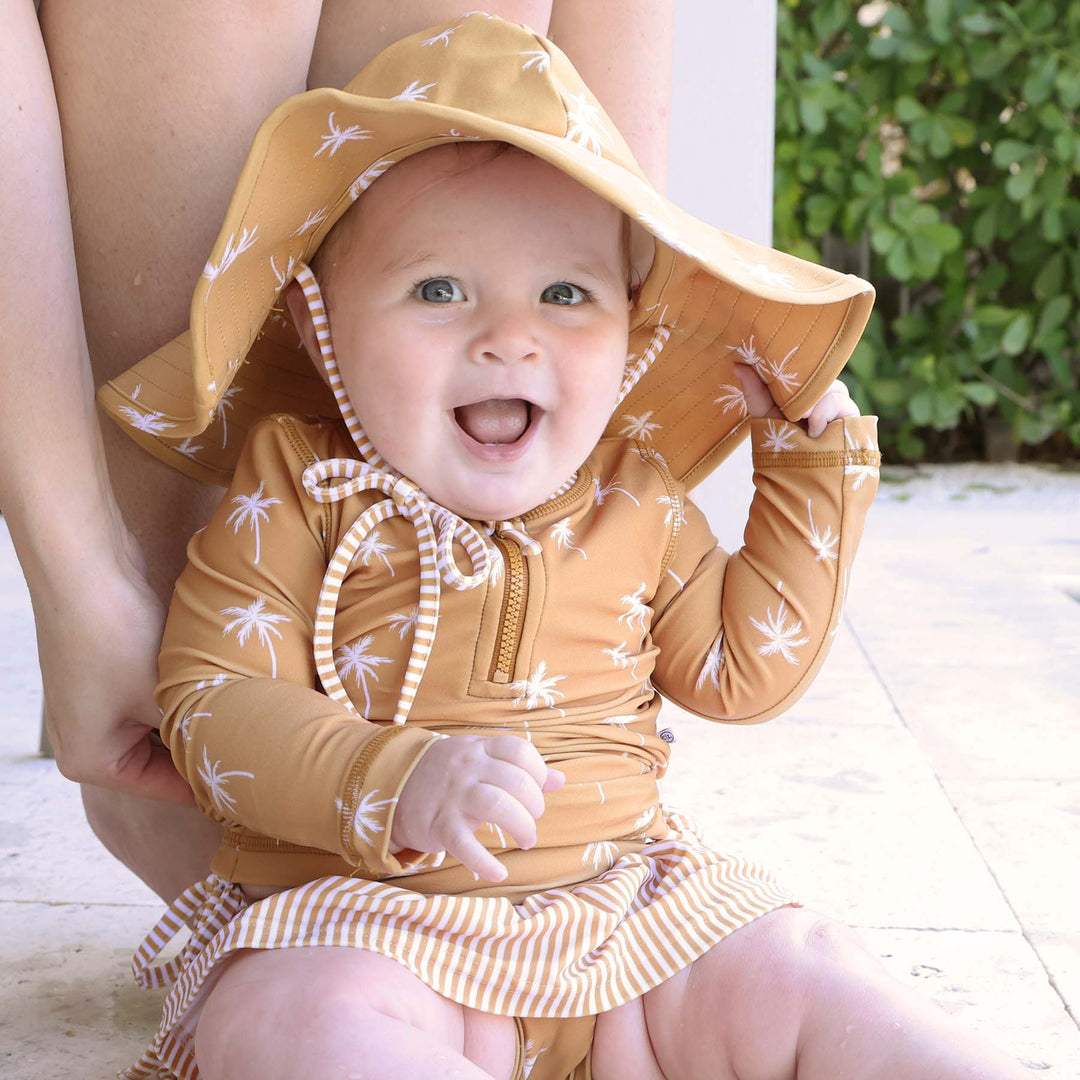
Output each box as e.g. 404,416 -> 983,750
158,411 -> 881,893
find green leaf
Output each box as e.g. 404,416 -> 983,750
1001,313 -> 1033,356
1034,253 -> 1066,299
992,140 -> 1034,168
1042,206 -> 1065,243
895,95 -> 924,122
1057,66 -> 1080,109
975,263 -> 1008,299
799,95 -> 828,134
1022,57 -> 1059,106
972,204 -> 999,248
886,239 -> 914,280
1005,163 -> 1037,202
868,378 -> 908,407
958,12 -> 999,35
919,222 -> 962,252
909,389 -> 934,425
847,339 -> 877,380
1036,295 -> 1073,339
961,382 -> 998,406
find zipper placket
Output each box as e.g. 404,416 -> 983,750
488,533 -> 528,683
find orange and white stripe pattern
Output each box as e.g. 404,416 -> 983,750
122,808 -> 793,1080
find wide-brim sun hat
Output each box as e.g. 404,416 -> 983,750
97,11 -> 875,490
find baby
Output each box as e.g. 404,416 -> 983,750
109,15 -> 1028,1080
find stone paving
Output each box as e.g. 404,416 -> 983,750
1,461 -> 1078,1077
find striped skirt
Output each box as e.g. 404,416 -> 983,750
122,807 -> 792,1080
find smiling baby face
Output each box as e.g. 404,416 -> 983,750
291,143 -> 632,521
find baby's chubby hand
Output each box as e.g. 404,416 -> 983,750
390,733 -> 565,882
735,364 -> 860,438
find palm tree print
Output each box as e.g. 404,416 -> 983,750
422,25 -> 458,46
292,206 -> 328,237
510,660 -> 565,710
348,789 -> 397,846
393,80 -> 437,102
195,672 -> 229,691
749,599 -> 810,665
593,476 -> 640,507
761,419 -> 798,452
656,495 -> 685,527
118,405 -> 176,434
519,49 -> 550,73
805,499 -> 839,562
357,527 -> 396,575
619,411 -> 661,440
696,632 -> 725,691
336,635 -> 392,715
196,745 -> 254,816
844,429 -> 880,490
213,386 -> 241,448
756,346 -> 802,394
727,336 -> 764,366
714,382 -> 748,418
565,92 -> 610,154
583,839 -> 619,871
314,113 -> 372,158
270,254 -> 298,290
618,583 -> 650,634
174,436 -> 203,458
522,1039 -> 548,1078
178,709 -> 211,744
735,259 -> 796,289
387,606 -> 419,640
203,226 -> 259,284
225,482 -> 282,566
349,159 -> 395,200
549,518 -> 587,559
602,641 -> 639,680
221,596 -> 291,678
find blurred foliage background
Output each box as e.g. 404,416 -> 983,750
774,0 -> 1080,461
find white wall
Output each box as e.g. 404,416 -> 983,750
669,0 -> 777,552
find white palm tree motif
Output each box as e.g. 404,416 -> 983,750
131,383 -> 142,400
728,337 -> 765,366
314,113 -> 372,157
225,482 -> 282,566
714,383 -> 748,418
830,567 -> 850,639
174,436 -> 204,458
510,660 -> 565,710
393,80 -> 437,102
844,430 -> 880,490
195,672 -> 229,691
387,606 -> 419,640
583,839 -> 620,871
619,411 -> 661,440
349,158 -> 395,199
270,254 -> 298,290
618,583 -> 650,634
632,444 -> 667,466
522,1038 -> 548,1077
422,25 -> 457,46
629,805 -> 656,836
197,745 -> 254,816
203,226 -> 259,283
761,419 -> 798,452
336,635 -> 392,714
757,346 -> 802,394
600,715 -> 636,731
292,206 -> 328,237
736,259 -> 796,288
635,214 -> 706,262
213,386 -> 241,448
549,518 -> 587,559
602,641 -> 639,680
221,596 -> 291,678
519,49 -> 550,73
347,789 -> 397,846
178,710 -> 211,745
565,92 -> 611,154
749,599 -> 810,666
593,475 -> 640,506
695,633 -> 725,691
118,405 -> 176,434
357,527 -> 395,575
805,499 -> 839,562
656,495 -> 686,528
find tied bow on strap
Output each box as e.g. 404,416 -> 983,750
302,457 -> 496,724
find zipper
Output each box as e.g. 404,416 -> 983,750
277,415 -> 334,562
488,533 -> 529,683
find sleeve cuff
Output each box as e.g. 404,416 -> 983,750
750,414 -> 879,468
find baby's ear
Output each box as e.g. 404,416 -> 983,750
284,279 -> 323,366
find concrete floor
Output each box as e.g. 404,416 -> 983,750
2,461 -> 1079,1077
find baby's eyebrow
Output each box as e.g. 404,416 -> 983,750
380,251 -> 439,276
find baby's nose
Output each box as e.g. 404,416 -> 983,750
469,309 -> 541,365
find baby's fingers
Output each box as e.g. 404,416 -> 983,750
442,823 -> 508,883
468,782 -> 542,851
802,381 -> 859,438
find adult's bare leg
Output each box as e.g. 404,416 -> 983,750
41,0 -> 323,899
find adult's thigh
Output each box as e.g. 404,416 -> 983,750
40,0 -> 324,594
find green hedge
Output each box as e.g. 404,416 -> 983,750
775,0 -> 1080,460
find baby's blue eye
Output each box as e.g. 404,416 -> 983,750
541,282 -> 587,306
416,278 -> 465,303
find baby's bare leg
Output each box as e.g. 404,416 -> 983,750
195,948 -> 518,1080
592,906 -> 1030,1080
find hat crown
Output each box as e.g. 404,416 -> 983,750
342,13 -> 638,173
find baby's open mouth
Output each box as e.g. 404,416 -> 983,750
454,399 -> 535,445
